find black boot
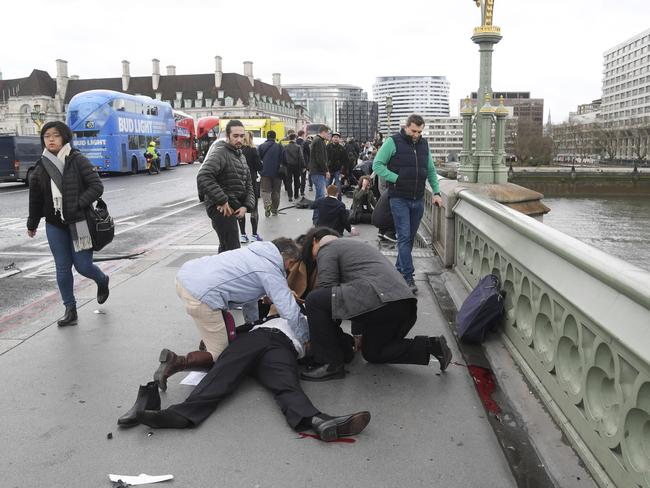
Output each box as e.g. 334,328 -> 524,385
57,306 -> 78,327
117,381 -> 161,427
136,409 -> 192,429
97,276 -> 110,304
310,411 -> 371,442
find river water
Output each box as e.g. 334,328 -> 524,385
542,196 -> 650,272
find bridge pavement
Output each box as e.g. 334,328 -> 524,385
0,200 -> 580,488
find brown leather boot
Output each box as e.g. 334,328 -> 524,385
153,349 -> 213,391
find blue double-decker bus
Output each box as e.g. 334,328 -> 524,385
66,90 -> 177,174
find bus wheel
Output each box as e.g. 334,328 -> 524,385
165,154 -> 171,170
131,157 -> 138,175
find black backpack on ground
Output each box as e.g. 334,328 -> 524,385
457,274 -> 505,343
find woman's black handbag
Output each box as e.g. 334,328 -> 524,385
86,198 -> 114,251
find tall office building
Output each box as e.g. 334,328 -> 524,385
467,91 -> 544,135
337,100 -> 378,143
373,76 -> 450,135
284,84 -> 366,128
601,28 -> 650,128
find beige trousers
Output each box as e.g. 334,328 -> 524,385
176,280 -> 228,360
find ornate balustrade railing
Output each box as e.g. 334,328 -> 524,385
445,189 -> 650,488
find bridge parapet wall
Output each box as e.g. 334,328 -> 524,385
425,186 -> 650,488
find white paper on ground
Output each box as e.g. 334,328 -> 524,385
108,473 -> 173,485
180,371 -> 207,385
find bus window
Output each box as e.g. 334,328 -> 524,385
112,99 -> 126,111
139,135 -> 146,148
150,106 -> 158,116
128,135 -> 139,150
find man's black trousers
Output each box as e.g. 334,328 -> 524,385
210,211 -> 241,253
285,165 -> 302,199
169,328 -> 319,428
306,287 -> 429,366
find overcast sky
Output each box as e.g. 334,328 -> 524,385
2,0 -> 648,122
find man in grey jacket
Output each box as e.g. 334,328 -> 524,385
154,238 -> 306,388
197,120 -> 256,253
301,234 -> 452,381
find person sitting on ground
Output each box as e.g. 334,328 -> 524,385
349,175 -> 377,225
300,231 -> 452,382
153,238 -> 307,391
135,315 -> 371,442
310,184 -> 351,235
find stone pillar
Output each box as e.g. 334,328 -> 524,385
458,96 -> 477,183
493,97 -> 509,184
476,93 -> 496,184
166,65 -> 176,76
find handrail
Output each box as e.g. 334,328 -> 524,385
456,188 -> 650,309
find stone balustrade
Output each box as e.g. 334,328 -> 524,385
424,185 -> 650,488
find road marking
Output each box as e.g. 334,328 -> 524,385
163,198 -> 198,208
104,188 -> 125,194
114,214 -> 143,223
114,202 -> 202,236
148,177 -> 181,186
0,188 -> 28,195
167,245 -> 218,251
0,218 -> 25,230
0,251 -> 52,256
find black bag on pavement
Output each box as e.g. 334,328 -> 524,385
457,274 -> 505,343
86,197 -> 114,251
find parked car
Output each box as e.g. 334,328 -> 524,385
0,136 -> 42,185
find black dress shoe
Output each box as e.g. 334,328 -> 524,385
428,335 -> 452,372
97,276 -> 110,304
118,381 -> 161,427
136,409 -> 192,429
57,306 -> 77,327
310,411 -> 371,442
300,363 -> 345,382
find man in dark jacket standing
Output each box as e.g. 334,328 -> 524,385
309,125 -> 330,223
326,132 -> 348,199
301,234 -> 452,381
296,129 -> 310,196
197,120 -> 256,253
258,130 -> 285,217
372,114 -> 443,294
283,133 -> 304,203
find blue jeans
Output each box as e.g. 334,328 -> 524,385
389,197 -> 424,282
46,223 -> 108,307
328,170 -> 342,199
311,173 -> 327,223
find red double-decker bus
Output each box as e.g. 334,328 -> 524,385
196,116 -> 220,161
173,110 -> 197,164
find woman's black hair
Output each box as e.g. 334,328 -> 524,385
40,121 -> 73,148
299,226 -> 341,286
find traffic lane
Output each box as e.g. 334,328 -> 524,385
0,201 -> 210,324
0,164 -> 201,253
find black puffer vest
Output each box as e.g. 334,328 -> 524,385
387,129 -> 430,200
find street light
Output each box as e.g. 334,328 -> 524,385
385,95 -> 393,135
30,104 -> 46,133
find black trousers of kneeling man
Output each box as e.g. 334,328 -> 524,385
306,287 -> 429,367
169,327 -> 319,428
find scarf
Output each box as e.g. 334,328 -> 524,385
42,144 -> 93,252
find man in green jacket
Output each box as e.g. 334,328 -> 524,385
372,114 -> 442,294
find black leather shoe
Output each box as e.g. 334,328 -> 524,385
136,409 -> 192,429
311,411 -> 371,442
57,306 -> 78,327
97,276 -> 110,304
118,381 -> 161,427
430,335 -> 452,372
300,363 -> 345,382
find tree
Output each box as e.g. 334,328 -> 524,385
629,125 -> 649,171
513,118 -> 551,165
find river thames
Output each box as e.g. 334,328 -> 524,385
543,196 -> 650,272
